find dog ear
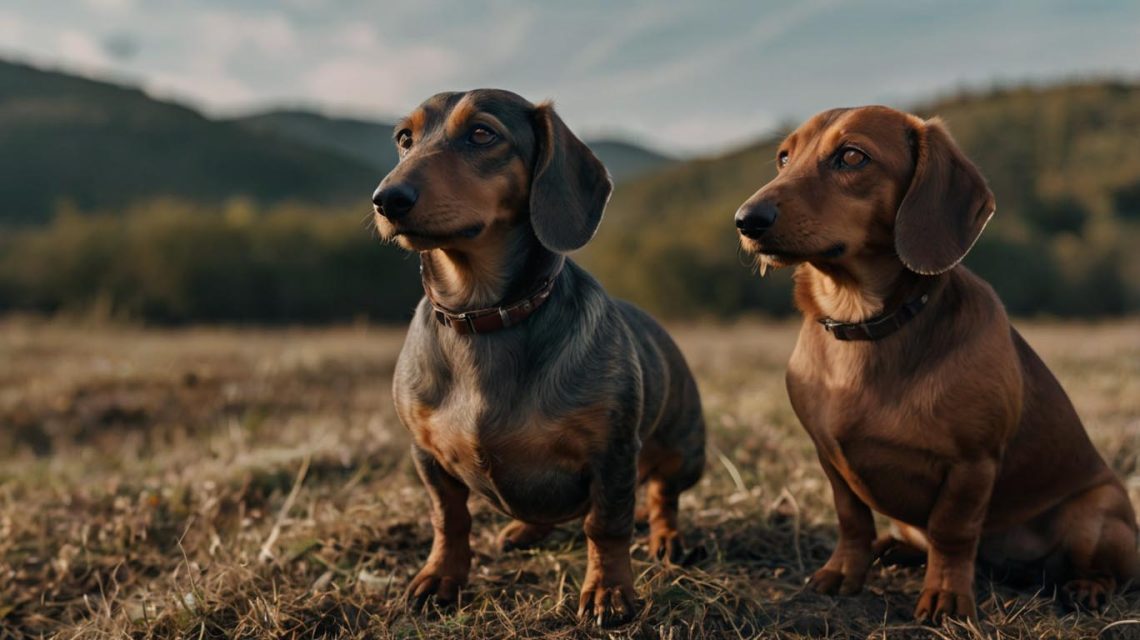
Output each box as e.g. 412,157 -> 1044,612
529,103 -> 612,253
895,118 -> 995,275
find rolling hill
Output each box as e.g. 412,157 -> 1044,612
230,110 -> 674,183
230,109 -> 399,173
585,138 -> 675,182
0,58 -> 676,226
0,60 -> 378,225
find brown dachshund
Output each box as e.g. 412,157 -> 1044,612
372,89 -> 705,627
735,106 -> 1138,622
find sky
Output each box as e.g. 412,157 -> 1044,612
1,0 -> 1139,155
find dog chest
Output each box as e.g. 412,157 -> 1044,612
787,363 -> 948,527
402,395 -> 602,523
830,427 -> 945,527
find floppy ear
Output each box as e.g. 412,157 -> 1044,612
529,103 -> 613,253
895,118 -> 996,275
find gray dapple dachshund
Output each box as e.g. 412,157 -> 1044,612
371,89 -> 705,627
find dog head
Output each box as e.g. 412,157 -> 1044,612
373,89 -> 612,254
735,106 -> 995,276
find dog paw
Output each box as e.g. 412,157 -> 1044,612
497,521 -> 553,553
634,504 -> 649,528
648,528 -> 686,565
1063,578 -> 1113,612
914,587 -> 977,624
807,568 -> 865,596
405,568 -> 466,611
578,580 -> 639,628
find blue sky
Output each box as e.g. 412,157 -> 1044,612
1,0 -> 1138,154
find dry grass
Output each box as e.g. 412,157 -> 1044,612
0,317 -> 1138,639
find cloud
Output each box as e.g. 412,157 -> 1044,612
82,0 -> 134,11
565,0 -> 844,99
470,5 -> 539,66
652,110 -> 780,155
0,9 -> 25,47
197,9 -> 298,57
563,4 -> 697,77
333,24 -> 378,53
56,29 -> 115,69
145,67 -> 258,106
132,8 -> 304,109
302,44 -> 458,113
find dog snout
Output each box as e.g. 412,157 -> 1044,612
735,200 -> 779,239
373,182 -> 419,220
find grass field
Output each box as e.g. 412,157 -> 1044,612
1,318 -> 1138,639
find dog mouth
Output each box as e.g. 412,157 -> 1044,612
752,251 -> 792,277
744,241 -> 846,276
393,223 -> 485,244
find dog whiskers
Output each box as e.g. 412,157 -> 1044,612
736,245 -> 756,268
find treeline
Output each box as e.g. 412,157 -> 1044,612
0,201 -> 422,323
0,196 -> 1133,325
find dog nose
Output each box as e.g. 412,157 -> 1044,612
373,183 -> 418,220
735,200 -> 779,239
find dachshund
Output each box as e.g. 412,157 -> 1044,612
372,89 -> 705,627
734,105 -> 1138,623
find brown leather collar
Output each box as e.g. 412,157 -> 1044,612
819,292 -> 929,341
423,262 -> 563,335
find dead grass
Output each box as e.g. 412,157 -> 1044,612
0,317 -> 1138,639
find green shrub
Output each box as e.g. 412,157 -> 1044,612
0,200 -> 421,323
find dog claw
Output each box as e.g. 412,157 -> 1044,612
807,568 -> 864,596
649,530 -> 686,565
1064,579 -> 1112,612
914,588 -> 976,624
807,569 -> 842,594
405,572 -> 463,612
578,583 -> 638,628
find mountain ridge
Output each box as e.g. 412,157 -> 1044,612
227,109 -> 675,182
0,59 -> 675,224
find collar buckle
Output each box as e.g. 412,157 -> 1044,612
819,318 -> 841,333
456,312 -> 476,334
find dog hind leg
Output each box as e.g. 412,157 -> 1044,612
1055,481 -> 1139,610
639,412 -> 704,565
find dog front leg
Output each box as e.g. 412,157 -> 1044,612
808,455 -> 876,595
578,431 -> 639,627
915,458 -> 997,623
406,444 -> 473,610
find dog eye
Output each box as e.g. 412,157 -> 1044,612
777,151 -> 789,168
396,129 -> 413,150
468,126 -> 498,146
838,148 -> 868,168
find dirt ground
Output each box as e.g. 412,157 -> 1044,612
1,318 -> 1138,639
